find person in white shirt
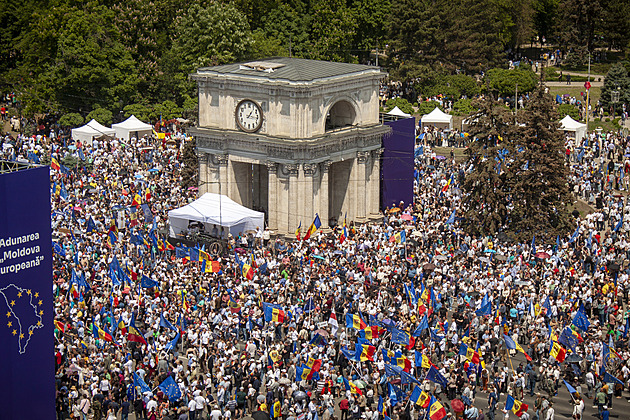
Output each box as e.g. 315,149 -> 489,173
188,397 -> 197,418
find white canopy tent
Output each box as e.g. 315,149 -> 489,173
71,119 -> 116,143
112,115 -> 153,141
559,115 -> 587,142
421,107 -> 453,130
168,193 -> 265,237
387,106 -> 412,118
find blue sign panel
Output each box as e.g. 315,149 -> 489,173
0,166 -> 54,419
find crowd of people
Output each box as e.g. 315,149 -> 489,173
2,114 -> 630,420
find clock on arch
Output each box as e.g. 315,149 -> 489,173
235,99 -> 263,133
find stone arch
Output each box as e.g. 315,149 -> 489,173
325,98 -> 359,131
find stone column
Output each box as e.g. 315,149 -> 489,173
197,152 -> 207,195
284,163 -> 300,234
318,160 -> 331,228
214,154 -> 229,197
302,163 -> 317,227
354,151 -> 370,220
369,149 -> 382,216
266,162 -> 278,231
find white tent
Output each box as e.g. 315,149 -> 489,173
71,119 -> 116,143
559,115 -> 587,142
112,115 -> 153,141
168,193 -> 265,237
387,106 -> 412,118
421,107 -> 453,130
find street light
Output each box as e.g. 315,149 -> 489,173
612,86 -> 620,118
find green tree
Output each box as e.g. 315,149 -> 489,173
452,99 -> 478,116
52,5 -> 138,113
555,0 -> 601,53
309,0 -> 358,62
486,68 -> 538,96
173,2 -> 253,72
601,63 -> 630,110
462,98 -> 515,237
509,84 -> 573,241
418,101 -> 443,115
384,98 -> 414,114
557,103 -> 580,119
352,0 -> 391,62
532,0 -> 558,42
58,113 -> 84,127
123,103 -> 153,122
152,100 -> 182,121
86,108 -> 114,126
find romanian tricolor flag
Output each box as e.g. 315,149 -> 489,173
69,283 -> 79,299
92,324 -> 113,342
343,377 -> 363,396
157,239 -> 165,252
550,341 -> 566,362
50,158 -> 60,171
117,316 -> 127,335
441,174 -> 453,193
126,324 -> 147,345
429,396 -> 447,420
131,193 -> 142,206
54,320 -> 66,333
345,313 -> 367,330
264,306 -> 286,323
165,240 -> 175,251
302,214 -> 321,241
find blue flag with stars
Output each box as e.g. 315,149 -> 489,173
158,375 -> 182,401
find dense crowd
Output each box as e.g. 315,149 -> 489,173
2,118 -> 630,420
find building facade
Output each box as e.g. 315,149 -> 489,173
190,57 -> 389,234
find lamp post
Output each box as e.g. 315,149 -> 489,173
612,87 -> 620,118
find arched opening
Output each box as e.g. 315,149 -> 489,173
325,100 -> 356,131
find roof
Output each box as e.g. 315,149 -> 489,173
560,115 -> 586,130
387,106 -> 411,118
421,107 -> 453,123
195,57 -> 383,83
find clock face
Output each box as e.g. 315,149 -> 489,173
235,99 -> 263,133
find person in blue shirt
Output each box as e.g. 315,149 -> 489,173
600,405 -> 609,420
487,385 -> 497,420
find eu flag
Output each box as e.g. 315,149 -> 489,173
158,376 -> 182,401
133,372 -> 151,394
141,275 -> 159,289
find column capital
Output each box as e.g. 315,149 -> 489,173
282,163 -> 299,176
211,153 -> 229,166
303,163 -> 318,176
357,151 -> 370,163
266,161 -> 278,172
320,160 -> 332,173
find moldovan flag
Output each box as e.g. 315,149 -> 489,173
241,262 -> 254,280
550,341 -> 566,362
409,385 -> 430,408
92,324 -> 113,342
357,344 -> 376,361
127,324 -> 147,345
50,158 -> 60,171
264,306 -> 286,323
202,259 -> 221,273
295,222 -> 301,241
54,320 -> 66,333
302,214 -> 321,241
346,313 -> 367,330
429,396 -> 447,420
359,325 -> 383,339
131,193 -> 142,206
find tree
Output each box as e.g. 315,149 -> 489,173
486,67 -> 538,96
58,113 -> 84,127
508,83 -> 573,241
418,101 -> 443,115
532,0 -> 558,43
555,0 -> 601,54
173,2 -> 253,72
123,103 -> 153,122
557,103 -> 580,120
309,0 -> 358,62
461,98 -> 515,237
452,99 -> 478,116
352,0 -> 392,62
181,138 -> 198,189
384,98 -> 414,114
601,64 -> 630,110
86,108 -> 113,126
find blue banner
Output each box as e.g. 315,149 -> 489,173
0,166 -> 54,419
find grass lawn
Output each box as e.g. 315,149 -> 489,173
547,85 -> 601,109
